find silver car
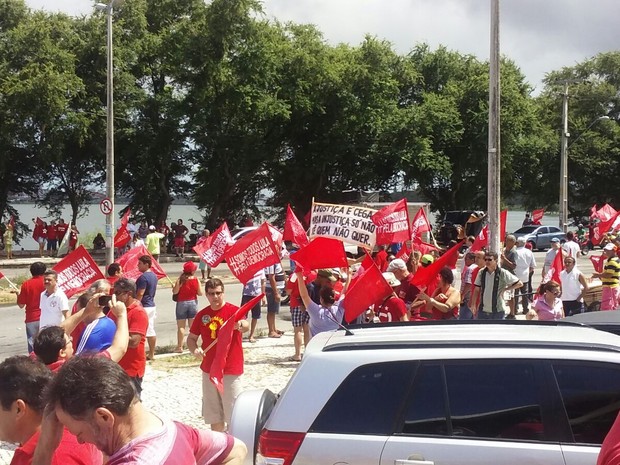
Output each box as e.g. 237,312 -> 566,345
513,225 -> 566,250
230,321 -> 620,465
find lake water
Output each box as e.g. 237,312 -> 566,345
7,204 -> 559,250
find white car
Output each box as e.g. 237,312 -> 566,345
230,321 -> 620,465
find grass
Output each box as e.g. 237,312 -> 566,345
151,354 -> 201,370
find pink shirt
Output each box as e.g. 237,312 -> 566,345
534,297 -> 563,321
106,421 -> 233,465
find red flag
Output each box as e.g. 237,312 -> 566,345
209,293 -> 264,393
117,245 -> 167,281
0,270 -> 4,279
590,254 -> 605,274
470,225 -> 488,252
344,262 -> 392,323
53,246 -> 106,298
372,199 -> 411,245
113,209 -> 132,248
411,241 -> 463,289
542,247 -> 564,285
411,208 -> 431,241
500,210 -> 507,240
589,205 -> 598,220
33,217 -> 44,241
192,222 -> 233,267
283,204 -> 309,247
531,208 -> 544,224
224,223 -> 280,284
597,204 -> 617,222
267,223 -> 284,253
395,242 -> 412,262
592,212 -> 620,246
411,236 -> 440,255
291,237 -> 348,272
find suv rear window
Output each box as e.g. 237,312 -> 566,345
552,362 -> 620,445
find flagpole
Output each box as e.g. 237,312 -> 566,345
1,275 -> 19,292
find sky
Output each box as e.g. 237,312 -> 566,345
23,0 -> 620,93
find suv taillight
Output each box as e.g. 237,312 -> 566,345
256,429 -> 306,465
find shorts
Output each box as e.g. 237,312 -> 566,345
174,237 -> 185,248
144,306 -> 157,337
199,260 -> 210,271
265,287 -> 282,314
242,294 -> 261,319
201,372 -> 242,425
601,287 -> 620,311
46,239 -> 57,251
291,306 -> 310,327
175,300 -> 198,320
37,237 -> 46,245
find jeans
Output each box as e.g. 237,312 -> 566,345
477,311 -> 506,320
459,303 -> 474,320
26,321 -> 40,353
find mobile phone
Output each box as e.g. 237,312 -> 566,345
98,295 -> 112,306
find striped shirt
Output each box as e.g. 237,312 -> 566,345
603,257 -> 620,288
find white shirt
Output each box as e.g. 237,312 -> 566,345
39,288 -> 69,328
560,268 -> 584,301
562,240 -> 581,258
514,246 -> 536,282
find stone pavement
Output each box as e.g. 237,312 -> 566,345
0,332 -> 299,464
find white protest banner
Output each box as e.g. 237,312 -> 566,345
53,245 -> 106,298
309,201 -> 377,249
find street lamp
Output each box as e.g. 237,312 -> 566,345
559,113 -> 609,231
95,0 -> 123,266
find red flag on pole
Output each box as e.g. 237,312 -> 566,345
470,225 -> 488,252
291,237 -> 348,272
113,209 -> 132,248
117,245 -> 167,281
395,242 -> 412,263
283,204 -> 309,247
224,223 -> 280,284
32,217 -> 44,241
531,209 -> 544,224
597,204 -> 617,222
591,212 -> 620,246
371,199 -> 411,245
500,209 -> 507,240
209,293 -> 264,393
590,254 -> 605,274
192,222 -> 233,267
542,247 -> 564,285
411,241 -> 463,289
589,205 -> 598,220
411,236 -> 440,255
53,246 -> 106,298
344,262 -> 392,323
411,208 -> 432,241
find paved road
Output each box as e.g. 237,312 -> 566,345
0,260 -> 290,360
0,249 -> 600,360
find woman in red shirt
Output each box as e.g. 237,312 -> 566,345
172,261 -> 203,352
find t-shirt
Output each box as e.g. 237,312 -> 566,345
560,268 -> 584,301
514,246 -> 536,282
75,316 -> 117,354
562,240 -> 581,258
264,264 -> 286,290
375,295 -> 407,322
56,223 -> 68,239
460,264 -> 477,305
106,421 -> 233,465
474,267 -> 519,314
603,257 -> 620,289
17,276 -> 45,323
306,298 -> 345,337
11,428 -> 101,465
396,273 -> 420,305
599,411 -> 620,465
109,300 -> 148,377
39,288 -> 70,328
46,225 -> 57,240
190,302 -> 244,375
137,271 -> 158,307
285,272 -> 316,308
177,277 -> 200,302
543,248 -> 561,274
173,224 -> 189,239
533,296 -> 563,321
145,232 -> 165,255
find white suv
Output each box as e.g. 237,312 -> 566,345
230,321 -> 620,465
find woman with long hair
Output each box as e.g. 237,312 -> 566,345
528,280 -> 564,321
172,261 -> 203,352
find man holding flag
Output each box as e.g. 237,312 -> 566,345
187,278 -> 250,432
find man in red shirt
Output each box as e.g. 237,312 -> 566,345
108,277 -> 148,397
188,278 -> 249,432
14,262 -> 46,352
46,221 -> 58,257
55,219 -> 68,242
373,272 -> 409,322
0,355 -> 101,465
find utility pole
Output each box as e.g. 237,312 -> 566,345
559,82 -> 569,232
487,0 -> 501,254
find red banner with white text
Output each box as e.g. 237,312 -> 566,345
193,222 -> 233,267
53,246 -> 106,298
371,199 -> 411,245
224,223 -> 281,284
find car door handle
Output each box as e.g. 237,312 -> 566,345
395,457 -> 434,465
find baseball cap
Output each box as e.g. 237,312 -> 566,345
149,225 -> 156,230
604,243 -> 616,251
550,237 -> 560,243
420,254 -> 434,266
183,261 -> 198,273
387,258 -> 407,272
317,269 -> 337,282
516,236 -> 526,244
382,272 -> 400,287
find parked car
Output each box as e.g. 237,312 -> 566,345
230,321 -> 620,465
512,225 -> 566,250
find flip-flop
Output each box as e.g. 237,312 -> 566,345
268,333 -> 282,338
248,338 -> 257,343
288,356 -> 302,362
276,330 -> 285,335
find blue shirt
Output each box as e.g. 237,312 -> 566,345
136,270 -> 158,307
76,316 -> 116,354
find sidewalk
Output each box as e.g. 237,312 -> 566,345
0,332 -> 298,464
